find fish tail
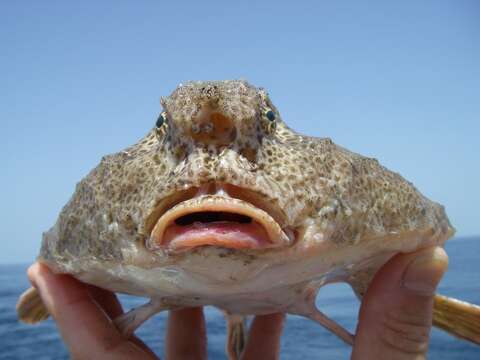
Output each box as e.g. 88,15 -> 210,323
433,293 -> 480,345
16,286 -> 50,324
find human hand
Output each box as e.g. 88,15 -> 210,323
27,262 -> 284,360
352,246 -> 448,359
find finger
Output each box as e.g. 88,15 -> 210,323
28,262 -> 157,360
241,312 -> 285,360
87,285 -> 157,358
352,246 -> 448,360
88,285 -> 124,319
165,307 -> 206,360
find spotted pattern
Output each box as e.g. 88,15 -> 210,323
40,80 -> 453,263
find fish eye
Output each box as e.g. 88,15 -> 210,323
265,109 -> 276,122
262,108 -> 277,133
156,112 -> 168,128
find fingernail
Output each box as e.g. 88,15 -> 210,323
27,263 -> 42,289
402,247 -> 448,296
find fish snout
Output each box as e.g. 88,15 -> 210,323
190,107 -> 237,145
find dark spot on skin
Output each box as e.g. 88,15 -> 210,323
152,154 -> 161,164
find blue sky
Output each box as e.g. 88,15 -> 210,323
1,1 -> 479,264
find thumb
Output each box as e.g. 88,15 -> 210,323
352,246 -> 448,360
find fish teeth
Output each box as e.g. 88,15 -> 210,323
193,221 -> 206,229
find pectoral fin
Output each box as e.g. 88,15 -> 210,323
433,294 -> 480,345
16,287 -> 50,324
288,286 -> 354,346
114,299 -> 175,336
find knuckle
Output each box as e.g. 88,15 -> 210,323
378,309 -> 431,354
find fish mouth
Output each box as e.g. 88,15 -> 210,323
146,184 -> 294,252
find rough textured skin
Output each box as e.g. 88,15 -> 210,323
21,80 -> 480,355
21,79 -> 461,355
35,80 -> 454,329
41,80 -> 451,266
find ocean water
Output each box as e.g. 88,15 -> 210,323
1,237 -> 479,359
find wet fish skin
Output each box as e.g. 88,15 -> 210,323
16,80 -> 479,357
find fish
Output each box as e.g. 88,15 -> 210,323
17,80 -> 480,358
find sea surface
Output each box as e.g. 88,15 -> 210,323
1,237 -> 479,359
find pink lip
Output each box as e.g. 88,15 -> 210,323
162,221 -> 271,250
148,194 -> 292,252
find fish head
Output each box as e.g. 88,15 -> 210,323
159,79 -> 276,150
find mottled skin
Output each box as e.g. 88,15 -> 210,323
37,80 -> 454,340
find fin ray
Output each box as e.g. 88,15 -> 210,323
16,287 -> 50,324
113,299 -> 173,336
433,294 -> 480,345
224,313 -> 247,360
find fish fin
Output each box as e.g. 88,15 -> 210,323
433,294 -> 480,345
224,313 -> 246,360
301,306 -> 354,345
288,286 -> 354,346
16,287 -> 50,324
113,299 -> 172,336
